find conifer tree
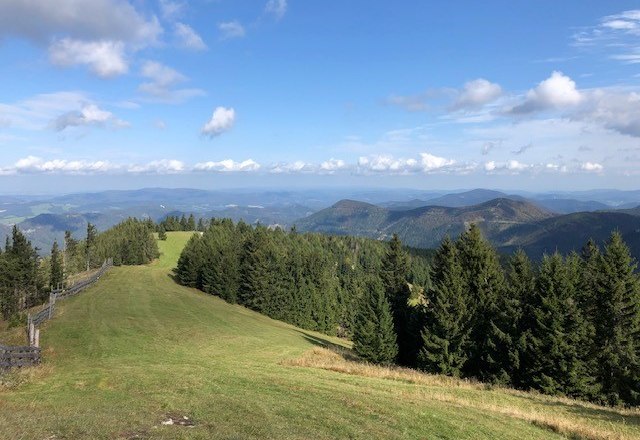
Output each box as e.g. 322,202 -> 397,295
187,214 -> 196,231
456,224 -> 509,383
419,236 -> 469,376
353,277 -> 398,364
50,240 -> 64,289
506,249 -> 535,387
179,214 -> 188,231
158,226 -> 167,240
381,234 -> 416,365
523,253 -> 594,397
593,232 -> 640,405
85,222 -> 97,270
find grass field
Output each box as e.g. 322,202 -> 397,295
1,232 -> 639,439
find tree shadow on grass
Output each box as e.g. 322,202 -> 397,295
295,330 -> 359,361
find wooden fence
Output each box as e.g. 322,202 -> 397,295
0,345 -> 41,370
1,258 -> 113,371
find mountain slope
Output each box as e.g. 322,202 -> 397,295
297,198 -> 554,248
2,233 -> 636,439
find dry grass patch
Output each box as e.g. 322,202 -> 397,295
285,347 -> 640,440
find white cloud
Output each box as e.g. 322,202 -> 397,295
581,162 -> 604,172
451,79 -> 502,111
128,159 -> 185,174
483,160 -> 530,174
201,107 -> 236,137
52,104 -> 129,131
269,161 -> 313,173
357,152 -> 456,174
49,39 -> 128,78
0,0 -> 161,44
510,71 -> 583,114
138,60 -> 205,103
320,158 -> 347,172
219,21 -> 246,40
9,156 -> 116,174
194,159 -> 260,172
175,23 -> 207,50
573,10 -> 640,64
159,0 -> 186,21
265,0 -> 287,20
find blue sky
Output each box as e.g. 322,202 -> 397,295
1,0 -> 640,193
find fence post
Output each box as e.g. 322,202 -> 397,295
29,322 -> 35,346
48,291 -> 53,319
34,329 -> 40,348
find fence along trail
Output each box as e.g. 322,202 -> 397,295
0,258 -> 112,371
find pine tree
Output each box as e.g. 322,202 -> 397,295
456,224 -> 509,383
381,234 -> 416,365
187,214 -> 196,231
197,218 -> 206,232
353,277 -> 398,364
593,232 -> 640,405
158,226 -> 168,240
523,253 -> 594,398
85,222 -> 97,270
506,249 -> 535,388
419,236 -> 469,376
179,214 -> 188,231
50,240 -> 64,289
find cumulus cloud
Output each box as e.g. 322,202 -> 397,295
509,71 -> 583,114
52,104 -> 129,131
219,21 -> 246,40
128,159 -> 185,174
138,60 -> 205,103
201,107 -> 236,137
484,160 -> 530,173
194,159 -> 260,172
0,0 -> 161,77
451,79 -> 502,111
49,39 -> 128,78
320,158 -> 347,172
175,23 -> 207,50
265,0 -> 287,20
9,156 -> 116,174
357,152 -> 456,174
269,161 -> 313,174
581,162 -> 604,172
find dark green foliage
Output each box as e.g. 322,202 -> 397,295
456,224 -> 510,384
158,227 -> 168,241
50,240 -> 64,289
353,277 -> 398,364
91,218 -> 159,266
419,236 -> 469,376
592,232 -> 640,405
381,234 -> 418,365
85,222 -> 97,271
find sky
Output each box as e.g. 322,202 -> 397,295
1,0 -> 640,194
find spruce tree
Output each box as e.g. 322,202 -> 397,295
381,234 -> 416,365
456,224 -> 509,383
50,240 -> 64,289
353,277 -> 398,364
523,253 -> 594,398
85,222 -> 97,270
187,214 -> 196,231
419,236 -> 469,376
593,232 -> 640,405
158,226 -> 168,241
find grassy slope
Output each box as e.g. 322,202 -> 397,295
0,232 -> 637,439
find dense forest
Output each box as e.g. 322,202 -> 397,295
176,221 -> 640,406
0,218 -> 158,321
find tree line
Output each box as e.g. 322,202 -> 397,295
0,218 -> 158,321
176,220 -> 640,406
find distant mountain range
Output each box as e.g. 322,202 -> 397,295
2,187 -> 640,257
296,197 -> 640,259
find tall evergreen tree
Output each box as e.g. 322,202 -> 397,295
381,234 -> 416,365
593,232 -> 640,405
456,224 -> 509,383
187,214 -> 196,231
353,277 -> 398,364
85,222 -> 97,270
419,236 -> 469,376
50,240 -> 64,290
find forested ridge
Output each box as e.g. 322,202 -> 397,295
0,218 -> 158,321
176,220 -> 640,406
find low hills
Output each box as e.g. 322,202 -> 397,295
1,232 -> 638,439
297,198 -> 640,258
